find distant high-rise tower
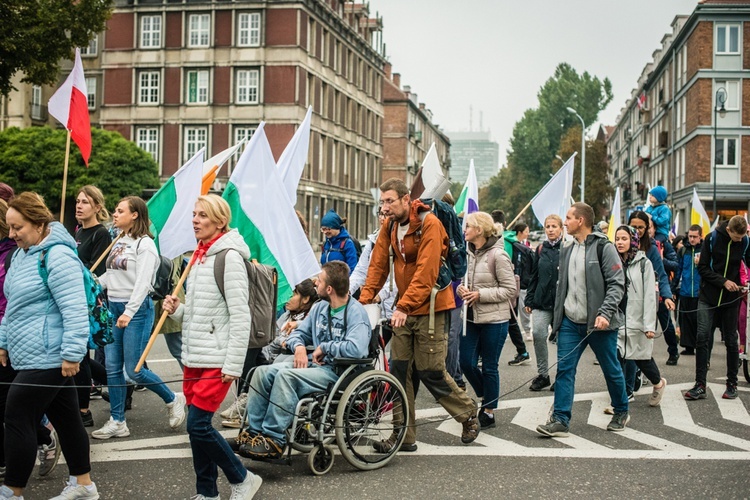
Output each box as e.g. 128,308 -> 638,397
446,130 -> 499,185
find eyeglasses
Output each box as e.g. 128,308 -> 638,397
379,195 -> 405,207
320,227 -> 331,232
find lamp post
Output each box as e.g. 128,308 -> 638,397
567,107 -> 586,203
712,87 -> 727,218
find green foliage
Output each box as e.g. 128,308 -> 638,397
0,127 -> 160,213
481,63 -> 613,220
0,0 -> 112,96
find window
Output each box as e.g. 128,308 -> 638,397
31,85 -> 43,120
81,36 -> 97,56
237,12 -> 261,47
716,24 -> 740,54
85,77 -> 96,109
715,137 -> 737,167
716,80 -> 740,110
136,127 -> 159,162
235,69 -> 259,104
186,70 -> 209,104
138,71 -> 160,104
188,14 -> 210,47
234,126 -> 255,145
141,15 -> 162,48
184,126 -> 208,161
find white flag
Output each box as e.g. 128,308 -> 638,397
531,153 -> 577,227
277,106 -> 313,205
420,143 -> 451,200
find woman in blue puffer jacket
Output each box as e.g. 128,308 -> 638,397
319,209 -> 359,274
0,192 -> 99,499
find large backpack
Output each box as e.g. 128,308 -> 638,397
510,241 -> 535,289
418,198 -> 467,288
39,247 -> 114,349
135,238 -> 174,300
214,249 -> 279,349
338,235 -> 363,260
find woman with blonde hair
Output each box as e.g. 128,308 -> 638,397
457,211 -> 517,430
93,196 -> 186,439
524,214 -> 564,391
162,194 -> 262,499
0,192 -> 99,499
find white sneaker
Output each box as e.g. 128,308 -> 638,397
220,393 -> 247,420
229,472 -> 262,500
167,392 -> 187,429
37,428 -> 60,477
91,417 -> 130,440
190,495 -> 220,500
649,378 -> 667,407
49,481 -> 99,500
0,484 -> 23,499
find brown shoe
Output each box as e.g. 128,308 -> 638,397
239,435 -> 285,459
461,415 -> 479,444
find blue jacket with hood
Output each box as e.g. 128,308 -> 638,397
321,227 -> 359,274
0,222 -> 89,370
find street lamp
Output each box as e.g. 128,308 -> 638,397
712,87 -> 727,219
567,107 -> 586,203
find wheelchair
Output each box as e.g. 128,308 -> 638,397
235,319 -> 409,475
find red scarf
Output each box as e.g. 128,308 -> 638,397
193,232 -> 224,264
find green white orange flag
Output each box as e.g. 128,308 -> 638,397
201,140 -> 246,195
222,123 -> 320,305
690,188 -> 711,235
147,148 -> 204,259
607,187 -> 621,242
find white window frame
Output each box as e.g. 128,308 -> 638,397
715,80 -> 740,110
140,15 -> 162,49
138,71 -> 160,105
188,14 -> 211,48
81,36 -> 98,56
136,127 -> 160,163
235,69 -> 259,104
85,77 -> 96,110
237,12 -> 261,47
715,24 -> 740,55
184,126 -> 208,162
715,137 -> 737,168
186,70 -> 209,104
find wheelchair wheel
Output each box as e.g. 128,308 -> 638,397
335,370 -> 408,471
308,444 -> 335,476
288,401 -> 335,453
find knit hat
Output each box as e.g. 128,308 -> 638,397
649,185 -> 668,203
320,209 -> 343,230
0,183 -> 14,202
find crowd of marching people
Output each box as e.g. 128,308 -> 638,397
0,178 -> 747,499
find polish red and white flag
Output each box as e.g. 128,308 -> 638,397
48,48 -> 92,166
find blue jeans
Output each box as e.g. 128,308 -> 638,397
553,317 -> 628,426
105,299 -> 175,421
187,405 -> 247,497
459,321 -> 508,410
245,362 -> 339,444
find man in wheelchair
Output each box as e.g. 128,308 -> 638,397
239,261 -> 372,460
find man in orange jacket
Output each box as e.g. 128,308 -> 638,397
360,178 -> 478,452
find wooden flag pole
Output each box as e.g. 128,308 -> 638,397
135,248 -> 198,372
59,130 -> 72,224
89,232 -> 124,273
507,199 -> 534,229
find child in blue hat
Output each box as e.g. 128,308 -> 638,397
646,185 -> 671,244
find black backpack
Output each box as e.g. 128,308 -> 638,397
339,235 -> 362,260
419,198 -> 467,288
511,241 -> 535,289
136,239 -> 174,300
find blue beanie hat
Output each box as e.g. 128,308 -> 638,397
321,209 -> 343,230
650,185 -> 668,203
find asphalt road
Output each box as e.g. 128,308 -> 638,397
20,332 -> 750,500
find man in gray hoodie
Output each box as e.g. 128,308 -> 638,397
536,203 -> 629,437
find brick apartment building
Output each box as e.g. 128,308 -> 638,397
607,0 -> 750,231
381,64 -> 451,188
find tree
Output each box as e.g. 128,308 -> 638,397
481,63 -> 613,221
556,125 -> 613,221
0,127 -> 160,214
0,0 -> 112,96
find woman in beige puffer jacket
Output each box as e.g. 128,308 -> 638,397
457,211 -> 517,430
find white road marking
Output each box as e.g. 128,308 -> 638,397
708,382 -> 750,427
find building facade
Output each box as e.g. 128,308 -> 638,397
607,0 -> 750,232
445,130 -> 499,185
381,64 -> 450,188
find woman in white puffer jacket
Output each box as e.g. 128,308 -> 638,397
162,194 -> 262,500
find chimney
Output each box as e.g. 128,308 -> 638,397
392,73 -> 401,89
384,62 -> 392,80
419,103 -> 426,111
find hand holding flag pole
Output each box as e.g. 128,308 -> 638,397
135,246 -> 199,373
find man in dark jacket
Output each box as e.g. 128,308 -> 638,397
685,216 -> 750,401
536,203 -> 628,437
673,225 -> 703,355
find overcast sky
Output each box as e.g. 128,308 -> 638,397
371,0 -> 699,168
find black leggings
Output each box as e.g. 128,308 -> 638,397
4,369 -> 91,488
73,354 -> 92,409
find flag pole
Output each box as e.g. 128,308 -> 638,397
89,232 -> 124,273
60,130 -> 72,223
462,241 -> 468,337
135,245 -> 198,372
